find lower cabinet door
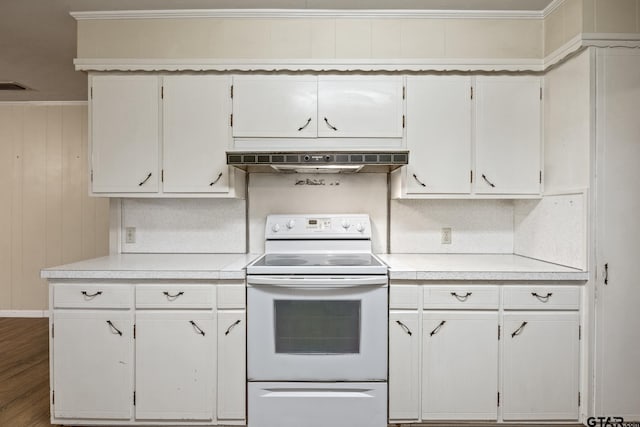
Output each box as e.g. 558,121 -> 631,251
502,312 -> 580,420
389,311 -> 420,421
53,310 -> 134,419
135,311 -> 215,420
422,311 -> 499,420
217,310 -> 246,421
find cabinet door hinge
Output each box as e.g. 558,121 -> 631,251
578,392 -> 581,406
52,390 -> 55,405
402,86 -> 406,100
134,391 -> 136,406
90,87 -> 93,99
471,86 -> 474,100
51,323 -> 54,339
497,392 -> 500,407
470,170 -> 474,184
498,325 -> 501,340
90,169 -> 93,183
133,324 -> 136,339
230,114 -> 233,127
540,87 -> 543,100
161,86 -> 164,99
230,84 -> 234,99
161,170 -> 164,183
579,325 -> 582,340
539,170 -> 542,184
402,115 -> 405,129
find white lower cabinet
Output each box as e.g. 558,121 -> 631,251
422,311 -> 499,420
502,311 -> 580,420
389,311 -> 420,421
135,311 -> 215,420
217,310 -> 246,421
52,310 -> 134,420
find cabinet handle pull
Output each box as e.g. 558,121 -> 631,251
531,292 -> 553,302
481,174 -> 496,188
189,320 -> 206,336
298,118 -> 312,131
395,320 -> 413,336
106,320 -> 123,336
412,174 -> 427,187
323,117 -> 338,131
451,292 -> 472,301
138,172 -> 152,186
429,320 -> 446,336
210,172 -> 223,186
511,321 -> 528,338
163,291 -> 184,300
225,319 -> 241,335
604,263 -> 609,285
81,290 -> 103,298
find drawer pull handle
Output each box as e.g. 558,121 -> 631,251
323,117 -> 338,131
298,117 -> 312,131
189,321 -> 206,336
138,172 -> 152,186
81,291 -> 103,298
482,174 -> 496,188
210,172 -> 223,186
106,320 -> 123,336
451,292 -> 472,301
531,292 -> 553,302
430,320 -> 446,337
225,319 -> 241,336
511,321 -> 528,338
412,174 -> 427,187
163,291 -> 184,300
395,320 -> 413,336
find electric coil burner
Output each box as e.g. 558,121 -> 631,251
246,214 -> 388,427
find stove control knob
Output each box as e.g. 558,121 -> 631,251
286,219 -> 296,230
271,224 -> 280,233
356,223 -> 365,233
341,220 -> 351,230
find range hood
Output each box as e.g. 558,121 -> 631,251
226,151 -> 408,173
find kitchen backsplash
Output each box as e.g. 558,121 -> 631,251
390,199 -> 515,253
121,198 -> 246,253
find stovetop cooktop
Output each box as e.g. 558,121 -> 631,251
247,253 -> 388,275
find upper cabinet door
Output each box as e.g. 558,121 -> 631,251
91,75 -> 160,193
475,76 -> 541,195
405,76 -> 472,194
232,76 -> 317,138
163,75 -> 232,193
318,76 -> 404,138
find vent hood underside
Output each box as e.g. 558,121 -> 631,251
227,151 -> 408,173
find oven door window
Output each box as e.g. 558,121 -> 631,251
274,300 -> 360,354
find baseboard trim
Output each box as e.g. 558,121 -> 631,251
0,310 -> 49,318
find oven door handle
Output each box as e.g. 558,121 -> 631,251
247,276 -> 387,287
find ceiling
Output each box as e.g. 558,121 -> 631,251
0,0 -> 554,102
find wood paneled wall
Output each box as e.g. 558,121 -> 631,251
0,104 -> 109,311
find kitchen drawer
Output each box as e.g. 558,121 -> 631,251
423,285 -> 499,310
503,286 -> 580,310
53,283 -> 132,309
136,284 -> 214,309
390,285 -> 419,309
217,284 -> 246,309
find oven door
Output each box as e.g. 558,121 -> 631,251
247,275 -> 388,381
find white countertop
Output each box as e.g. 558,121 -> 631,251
41,253 -> 260,280
376,253 -> 588,281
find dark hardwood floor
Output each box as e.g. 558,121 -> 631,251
0,317 -> 56,427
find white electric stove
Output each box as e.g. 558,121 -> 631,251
246,214 -> 388,427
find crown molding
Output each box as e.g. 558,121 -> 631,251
75,58 -> 544,73
70,8 -> 543,21
542,0 -> 565,18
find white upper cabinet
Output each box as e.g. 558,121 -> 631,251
91,75 -> 160,194
232,76 -> 318,138
475,76 -> 542,195
232,75 -> 403,139
404,76 -> 472,194
317,76 -> 404,138
162,75 -> 232,193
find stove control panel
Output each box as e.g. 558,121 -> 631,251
265,214 -> 371,239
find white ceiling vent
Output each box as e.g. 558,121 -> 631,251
0,81 -> 30,91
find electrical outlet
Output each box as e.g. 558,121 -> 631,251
125,227 -> 136,244
441,227 -> 452,244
